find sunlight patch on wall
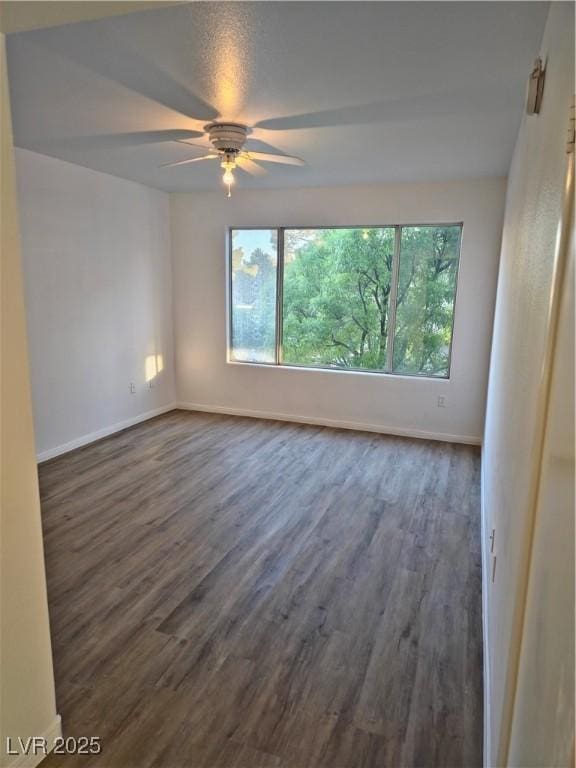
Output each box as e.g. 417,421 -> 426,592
145,353 -> 164,383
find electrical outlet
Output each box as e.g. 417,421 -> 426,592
437,396 -> 446,408
129,383 -> 136,394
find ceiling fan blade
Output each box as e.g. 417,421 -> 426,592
245,151 -> 305,167
237,156 -> 267,176
34,25 -> 219,123
175,139 -> 212,150
254,88 -> 504,132
244,138 -> 290,155
161,154 -> 218,168
41,130 -> 206,152
254,106 -> 382,131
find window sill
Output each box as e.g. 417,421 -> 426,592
226,359 -> 450,382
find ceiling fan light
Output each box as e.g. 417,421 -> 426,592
221,157 -> 236,197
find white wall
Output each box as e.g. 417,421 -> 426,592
0,36 -> 60,768
15,148 -> 176,460
170,178 -> 506,443
481,2 -> 575,765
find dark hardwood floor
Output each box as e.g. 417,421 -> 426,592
39,410 -> 482,768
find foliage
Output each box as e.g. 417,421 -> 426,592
282,228 -> 394,369
392,226 -> 460,376
283,226 -> 460,376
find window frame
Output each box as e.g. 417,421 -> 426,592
227,222 -> 463,380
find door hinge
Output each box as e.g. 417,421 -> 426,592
526,57 -> 546,115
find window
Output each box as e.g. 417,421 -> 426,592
230,229 -> 278,363
229,224 -> 462,378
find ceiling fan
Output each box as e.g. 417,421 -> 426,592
160,122 -> 305,197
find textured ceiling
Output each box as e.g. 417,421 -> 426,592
6,2 -> 548,192
0,2 -> 184,34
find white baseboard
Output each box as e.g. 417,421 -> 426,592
37,404 -> 177,463
36,401 -> 481,462
480,456 -> 492,767
176,402 -> 482,445
3,715 -> 62,768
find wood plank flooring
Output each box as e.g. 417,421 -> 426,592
39,410 -> 482,768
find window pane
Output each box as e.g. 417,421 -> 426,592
230,229 -> 278,363
282,228 -> 395,370
393,225 -> 461,378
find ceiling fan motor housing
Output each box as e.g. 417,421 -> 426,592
205,122 -> 248,155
